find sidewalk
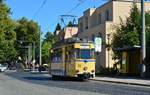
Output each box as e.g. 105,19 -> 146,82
93,76 -> 150,87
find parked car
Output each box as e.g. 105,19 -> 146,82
38,64 -> 48,73
0,64 -> 7,72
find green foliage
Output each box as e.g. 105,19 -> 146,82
0,0 -> 17,63
43,32 -> 55,44
15,17 -> 40,62
112,4 -> 140,49
145,12 -> 150,50
146,31 -> 150,47
67,21 -> 73,27
146,30 -> 150,62
15,17 -> 40,42
42,42 -> 51,64
42,32 -> 55,64
96,67 -> 118,76
0,0 -> 11,20
113,29 -> 140,48
112,4 -> 150,63
54,23 -> 61,35
0,0 -> 42,65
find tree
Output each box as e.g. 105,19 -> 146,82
112,4 -> 150,62
42,32 -> 55,64
15,17 -> 40,63
42,42 -> 51,64
0,0 -> 17,63
145,11 -> 150,49
15,17 -> 40,42
54,23 -> 61,35
112,4 -> 140,49
67,21 -> 73,27
43,32 -> 55,44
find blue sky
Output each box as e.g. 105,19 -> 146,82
5,0 -> 107,34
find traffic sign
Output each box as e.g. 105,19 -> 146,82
94,37 -> 102,52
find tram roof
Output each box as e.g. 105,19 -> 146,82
52,38 -> 94,48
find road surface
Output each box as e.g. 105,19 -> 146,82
0,70 -> 150,95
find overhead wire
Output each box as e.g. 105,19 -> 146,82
60,0 -> 88,27
65,0 -> 88,15
48,0 -> 89,30
60,0 -> 88,38
32,0 -> 48,18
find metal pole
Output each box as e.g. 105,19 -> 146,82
28,46 -> 30,65
28,45 -> 32,69
107,34 -> 110,68
39,31 -> 42,66
33,41 -> 35,69
141,0 -> 146,78
33,41 -> 35,61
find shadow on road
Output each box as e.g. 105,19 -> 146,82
23,76 -> 51,81
4,70 -> 86,82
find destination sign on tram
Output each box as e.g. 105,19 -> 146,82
80,45 -> 89,49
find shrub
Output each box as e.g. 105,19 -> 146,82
96,66 -> 118,76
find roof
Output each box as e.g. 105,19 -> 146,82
52,37 -> 93,49
113,46 -> 141,51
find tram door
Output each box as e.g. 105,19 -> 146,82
65,47 -> 75,77
64,48 -> 68,76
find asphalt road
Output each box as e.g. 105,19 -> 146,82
0,70 -> 150,95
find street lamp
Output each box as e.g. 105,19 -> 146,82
106,33 -> 111,68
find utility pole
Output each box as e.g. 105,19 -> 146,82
28,45 -> 32,64
39,30 -> 42,66
141,0 -> 146,78
33,41 -> 35,61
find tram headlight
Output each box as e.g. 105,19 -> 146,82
91,70 -> 95,73
83,67 -> 88,71
76,70 -> 79,73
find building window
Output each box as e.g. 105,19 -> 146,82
98,13 -> 102,24
92,34 -> 95,41
85,17 -> 88,29
105,10 -> 109,21
98,32 -> 102,37
79,23 -> 83,32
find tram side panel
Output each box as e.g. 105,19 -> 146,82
50,48 -> 65,76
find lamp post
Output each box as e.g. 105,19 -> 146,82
141,0 -> 146,78
106,34 -> 111,68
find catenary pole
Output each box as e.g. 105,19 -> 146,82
141,0 -> 146,78
39,30 -> 42,66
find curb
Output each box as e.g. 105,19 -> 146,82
30,71 -> 49,74
91,79 -> 150,87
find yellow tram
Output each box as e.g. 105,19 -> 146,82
50,39 -> 95,79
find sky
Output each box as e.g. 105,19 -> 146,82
5,0 -> 107,34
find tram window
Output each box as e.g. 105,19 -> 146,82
91,49 -> 95,58
80,49 -> 91,59
52,50 -> 62,63
66,50 -> 74,59
75,49 -> 94,59
70,50 -> 75,58
75,49 -> 80,59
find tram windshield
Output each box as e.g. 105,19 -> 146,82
75,49 -> 94,59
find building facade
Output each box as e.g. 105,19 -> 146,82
77,0 -> 150,71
